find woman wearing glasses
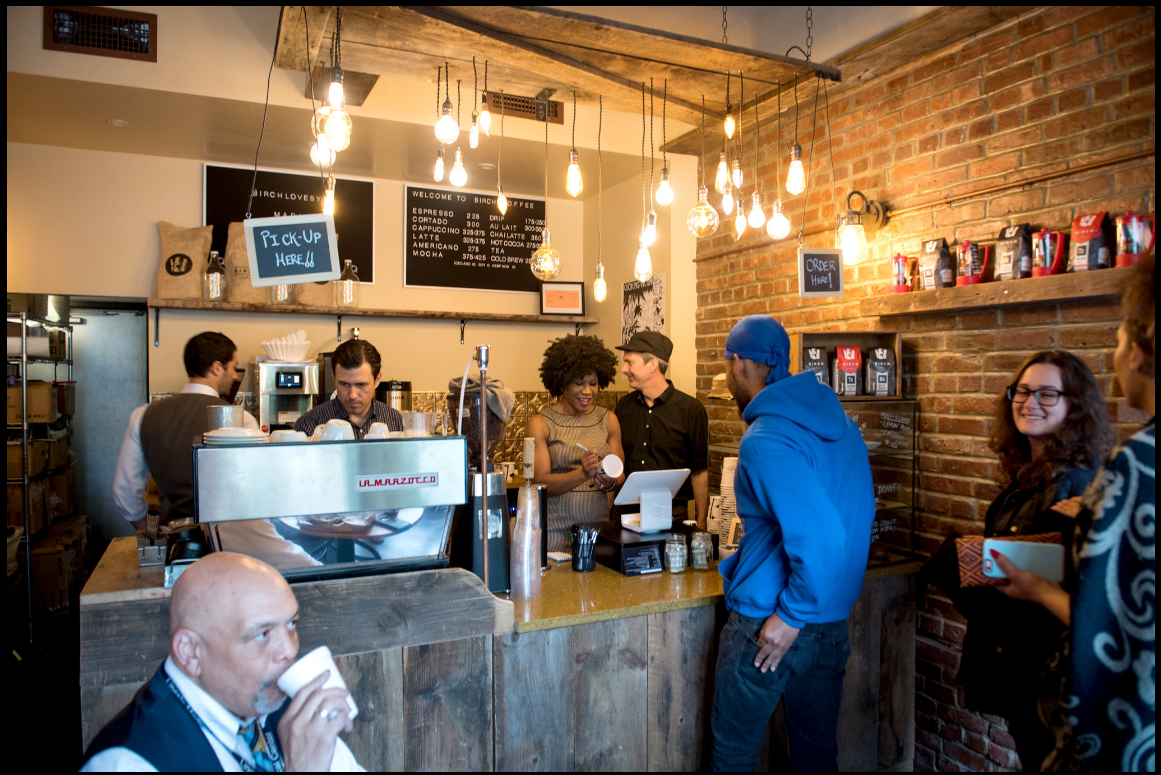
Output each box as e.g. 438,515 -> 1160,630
925,349 -> 1114,770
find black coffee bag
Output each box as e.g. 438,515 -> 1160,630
996,223 -> 1032,281
918,238 -> 954,290
866,347 -> 896,396
803,347 -> 829,386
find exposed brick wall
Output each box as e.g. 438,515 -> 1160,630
693,6 -> 1154,772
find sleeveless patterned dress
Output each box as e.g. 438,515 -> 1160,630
540,405 -> 613,552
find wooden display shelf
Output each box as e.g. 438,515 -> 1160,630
148,298 -> 599,326
859,266 -> 1132,318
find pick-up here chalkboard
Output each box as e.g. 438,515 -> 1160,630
404,185 -> 545,293
797,247 -> 845,298
243,214 -> 341,286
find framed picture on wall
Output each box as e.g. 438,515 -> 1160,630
540,281 -> 585,315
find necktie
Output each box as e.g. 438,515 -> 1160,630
238,721 -> 276,772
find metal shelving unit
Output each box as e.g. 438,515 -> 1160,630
7,312 -> 73,643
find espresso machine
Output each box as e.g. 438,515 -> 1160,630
251,360 -> 320,432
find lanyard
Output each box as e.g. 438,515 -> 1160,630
164,674 -> 285,773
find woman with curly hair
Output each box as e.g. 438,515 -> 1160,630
926,349 -> 1114,770
528,335 -> 626,552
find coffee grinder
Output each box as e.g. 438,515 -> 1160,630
449,345 -> 511,592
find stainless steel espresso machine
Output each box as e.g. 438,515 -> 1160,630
250,360 -> 319,432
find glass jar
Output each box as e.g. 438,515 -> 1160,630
202,251 -> 226,302
334,259 -> 360,308
690,532 -> 712,569
267,283 -> 294,305
664,534 -> 688,573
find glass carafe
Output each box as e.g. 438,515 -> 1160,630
334,259 -> 360,308
202,251 -> 226,302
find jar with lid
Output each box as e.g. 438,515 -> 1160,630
690,532 -> 712,569
202,251 -> 226,302
334,259 -> 360,308
664,534 -> 688,573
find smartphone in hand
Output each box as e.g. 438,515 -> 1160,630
982,539 -> 1064,581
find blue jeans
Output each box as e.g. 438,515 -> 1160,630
709,610 -> 851,772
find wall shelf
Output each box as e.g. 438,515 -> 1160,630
859,266 -> 1132,318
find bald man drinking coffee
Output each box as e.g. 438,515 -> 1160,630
82,553 -> 364,772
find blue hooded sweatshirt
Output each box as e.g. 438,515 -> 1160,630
719,371 -> 875,627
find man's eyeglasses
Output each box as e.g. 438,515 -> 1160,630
1006,385 -> 1067,406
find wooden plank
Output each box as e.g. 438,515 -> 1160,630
493,626 -> 575,771
302,66 -> 380,107
274,6 -> 334,71
403,635 -> 493,771
148,297 -> 598,326
334,649 -> 405,772
646,605 -> 717,771
571,615 -> 649,770
837,576 -> 882,771
80,682 -> 145,752
859,266 -> 1130,318
877,574 -> 916,771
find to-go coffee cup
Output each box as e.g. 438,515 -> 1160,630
276,645 -> 358,720
601,454 -> 624,478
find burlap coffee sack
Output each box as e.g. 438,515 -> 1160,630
225,221 -> 266,304
156,221 -> 211,299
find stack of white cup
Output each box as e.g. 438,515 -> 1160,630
718,457 -> 738,547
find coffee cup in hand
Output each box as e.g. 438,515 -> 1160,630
276,645 -> 358,719
601,454 -> 624,479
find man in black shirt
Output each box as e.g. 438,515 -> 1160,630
294,339 -> 403,439
615,331 -> 710,527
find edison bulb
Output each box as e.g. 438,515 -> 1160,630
310,135 -> 336,167
530,229 -> 562,280
434,99 -> 459,145
766,199 -> 791,240
724,111 -> 736,140
470,116 -> 480,149
655,166 -> 674,206
479,94 -> 491,136
322,175 -> 335,216
722,186 -> 735,215
566,148 -> 583,197
714,151 -> 729,193
322,107 -> 352,152
643,211 -> 658,247
329,75 -> 344,108
497,187 -> 508,215
594,264 -> 607,302
634,240 -> 653,282
734,201 -> 747,239
747,192 -> 766,229
786,143 -> 806,196
731,158 -> 743,189
433,148 -> 445,182
450,148 -> 467,187
838,223 -> 869,265
686,185 -> 720,238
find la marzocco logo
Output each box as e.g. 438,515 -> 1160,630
356,473 -> 438,491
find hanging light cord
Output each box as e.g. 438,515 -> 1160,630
775,87 -> 783,195
798,74 -> 822,245
334,7 -> 342,69
571,90 -> 577,146
598,95 -> 603,266
245,12 -> 279,219
456,79 -> 461,127
649,79 -> 654,205
640,82 -> 646,231
472,57 -> 478,113
824,77 -> 838,230
737,71 -> 744,192
700,95 -> 707,187
661,79 -> 668,166
497,89 -> 504,189
752,76 -> 760,190
792,73 -> 800,143
544,107 -> 548,233
435,65 -> 441,118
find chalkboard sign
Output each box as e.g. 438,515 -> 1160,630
797,247 -> 845,298
404,185 -> 545,293
204,164 -> 375,283
243,214 -> 341,286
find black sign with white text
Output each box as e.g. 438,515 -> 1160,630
798,248 -> 845,298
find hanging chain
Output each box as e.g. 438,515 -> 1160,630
598,95 -> 603,266
721,6 -> 728,45
649,79 -> 655,203
483,60 -> 488,92
444,61 -> 450,104
334,7 -> 342,68
805,6 -> 813,61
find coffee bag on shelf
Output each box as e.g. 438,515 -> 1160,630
1069,212 -> 1114,271
866,347 -> 896,396
803,347 -> 829,386
225,222 -> 267,304
156,221 -> 211,300
832,346 -> 863,396
295,280 -> 333,306
918,238 -> 954,290
996,223 -> 1032,281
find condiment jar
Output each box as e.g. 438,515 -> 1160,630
202,251 -> 226,302
664,534 -> 688,573
690,532 -> 712,569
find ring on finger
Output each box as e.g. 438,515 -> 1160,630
318,708 -> 339,722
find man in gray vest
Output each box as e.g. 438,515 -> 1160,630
113,331 -> 257,529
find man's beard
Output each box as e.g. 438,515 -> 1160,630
253,678 -> 287,716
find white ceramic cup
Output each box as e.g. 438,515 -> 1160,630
269,430 -> 288,443
319,419 -> 355,441
276,645 -> 358,720
601,454 -> 624,478
278,431 -> 308,443
364,422 -> 390,439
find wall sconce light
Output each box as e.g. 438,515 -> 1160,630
836,190 -> 887,265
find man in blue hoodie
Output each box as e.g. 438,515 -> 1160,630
710,315 -> 875,771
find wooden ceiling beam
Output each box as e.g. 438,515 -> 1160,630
274,6 -> 334,71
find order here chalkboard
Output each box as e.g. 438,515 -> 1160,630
243,214 -> 342,286
404,185 -> 545,293
797,247 -> 845,298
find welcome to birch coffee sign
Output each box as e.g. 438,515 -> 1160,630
404,185 -> 545,293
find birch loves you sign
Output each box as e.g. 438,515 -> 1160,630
243,214 -> 342,286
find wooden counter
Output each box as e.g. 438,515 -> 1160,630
80,537 -> 918,771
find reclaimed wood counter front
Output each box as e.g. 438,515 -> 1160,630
80,538 -> 918,771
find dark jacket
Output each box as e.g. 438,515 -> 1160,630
924,466 -> 1095,714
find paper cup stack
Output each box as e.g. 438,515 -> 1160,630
718,457 -> 738,546
261,329 -> 311,362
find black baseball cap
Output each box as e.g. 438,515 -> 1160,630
616,330 -> 673,361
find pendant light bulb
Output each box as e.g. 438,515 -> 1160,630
655,165 -> 674,206
435,98 -> 459,145
470,115 -> 480,149
724,109 -> 736,140
731,157 -> 743,189
328,68 -> 344,108
594,263 -> 607,303
766,199 -> 791,240
497,186 -> 508,215
479,93 -> 491,136
433,148 -> 445,182
785,143 -> 806,196
722,184 -> 735,216
642,210 -> 658,247
310,135 -> 336,167
530,229 -> 562,281
634,239 -> 653,282
714,151 -> 729,194
838,223 -> 869,265
734,200 -> 747,239
322,108 -> 352,152
747,192 -> 766,229
450,148 -> 467,187
322,175 -> 336,216
686,185 -> 720,238
566,148 -> 583,198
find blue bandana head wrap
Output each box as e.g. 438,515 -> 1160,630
723,315 -> 792,386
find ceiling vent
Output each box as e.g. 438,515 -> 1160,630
486,92 -> 564,125
43,6 -> 157,62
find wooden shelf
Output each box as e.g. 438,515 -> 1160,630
147,298 -> 599,327
860,266 -> 1132,318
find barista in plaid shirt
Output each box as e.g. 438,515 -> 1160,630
294,339 -> 403,439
